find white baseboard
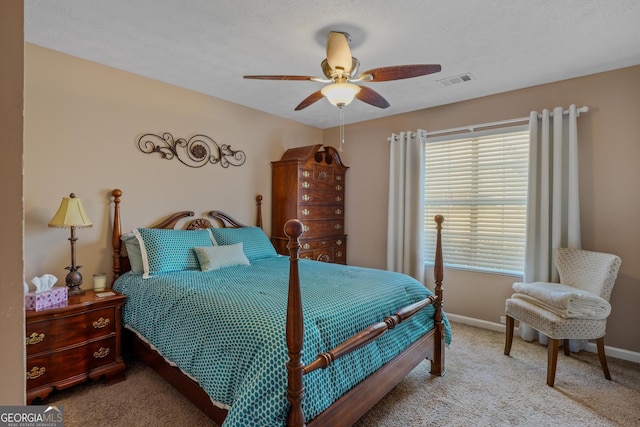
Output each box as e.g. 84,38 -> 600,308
446,313 -> 640,364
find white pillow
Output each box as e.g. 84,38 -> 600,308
193,243 -> 251,272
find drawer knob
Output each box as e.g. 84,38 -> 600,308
94,347 -> 111,359
93,318 -> 110,329
26,332 -> 45,345
26,366 -> 46,380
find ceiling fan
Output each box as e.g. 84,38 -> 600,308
244,31 -> 442,111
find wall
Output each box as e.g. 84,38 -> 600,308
24,44 -> 322,288
0,0 -> 25,404
328,65 -> 640,353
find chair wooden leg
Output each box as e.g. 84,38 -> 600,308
504,315 -> 514,355
547,338 -> 559,387
563,339 -> 571,356
596,337 -> 612,380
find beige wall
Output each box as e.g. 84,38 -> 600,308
328,65 -> 640,352
0,0 -> 25,404
24,44 -> 322,287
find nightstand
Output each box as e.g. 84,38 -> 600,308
25,289 -> 126,403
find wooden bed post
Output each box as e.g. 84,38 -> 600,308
430,215 -> 446,376
256,194 -> 263,229
284,219 -> 306,427
111,189 -> 123,284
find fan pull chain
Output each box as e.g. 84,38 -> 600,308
339,105 -> 345,152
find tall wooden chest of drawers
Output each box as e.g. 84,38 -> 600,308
271,144 -> 348,264
25,290 -> 126,403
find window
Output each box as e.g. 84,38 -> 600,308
423,126 -> 529,275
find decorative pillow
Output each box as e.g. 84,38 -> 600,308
193,243 -> 251,272
121,232 -> 143,274
133,228 -> 215,278
210,226 -> 278,262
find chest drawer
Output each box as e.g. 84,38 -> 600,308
26,335 -> 117,390
298,190 -> 344,205
298,205 -> 344,220
300,219 -> 344,238
26,306 -> 116,355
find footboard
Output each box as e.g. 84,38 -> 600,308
283,215 -> 445,426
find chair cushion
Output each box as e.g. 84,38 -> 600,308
506,297 -> 607,339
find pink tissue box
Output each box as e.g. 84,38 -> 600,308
25,286 -> 68,311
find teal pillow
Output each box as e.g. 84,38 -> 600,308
193,243 -> 251,271
210,227 -> 278,262
133,228 -> 215,278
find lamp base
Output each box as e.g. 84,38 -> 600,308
65,268 -> 85,296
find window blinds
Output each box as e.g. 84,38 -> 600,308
423,126 -> 529,275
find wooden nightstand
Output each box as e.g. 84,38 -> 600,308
25,289 -> 126,403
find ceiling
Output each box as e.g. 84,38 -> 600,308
24,1 -> 640,129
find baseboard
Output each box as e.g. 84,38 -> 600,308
446,313 -> 640,364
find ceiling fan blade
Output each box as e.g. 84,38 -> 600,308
244,75 -> 315,81
359,64 -> 442,82
294,90 -> 325,111
355,86 -> 390,109
326,31 -> 353,74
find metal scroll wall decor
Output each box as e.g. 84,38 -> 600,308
137,132 -> 246,169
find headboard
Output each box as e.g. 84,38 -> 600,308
110,189 -> 263,284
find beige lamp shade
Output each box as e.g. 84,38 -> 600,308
48,193 -> 93,228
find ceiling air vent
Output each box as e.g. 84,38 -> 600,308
437,73 -> 475,87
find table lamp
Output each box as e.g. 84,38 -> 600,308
48,193 -> 93,295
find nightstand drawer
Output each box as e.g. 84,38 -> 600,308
26,306 -> 116,355
26,336 -> 117,390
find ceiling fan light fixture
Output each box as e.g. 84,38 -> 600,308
321,83 -> 361,107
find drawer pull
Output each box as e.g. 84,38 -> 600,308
26,366 -> 46,380
302,194 -> 310,202
94,347 -> 111,359
26,332 -> 45,345
335,208 -> 342,215
303,243 -> 310,250
302,171 -> 310,178
334,224 -> 342,230
303,225 -> 310,232
93,318 -> 110,329
335,184 -> 343,191
336,240 -> 343,245
301,209 -> 310,216
301,181 -> 310,189
335,196 -> 342,202
336,175 -> 342,181
336,251 -> 343,257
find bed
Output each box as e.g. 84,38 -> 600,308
109,188 -> 450,426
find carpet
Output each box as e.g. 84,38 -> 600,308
46,322 -> 640,426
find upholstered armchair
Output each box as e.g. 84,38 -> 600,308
504,248 -> 622,387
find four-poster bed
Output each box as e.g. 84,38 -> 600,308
110,188 -> 449,426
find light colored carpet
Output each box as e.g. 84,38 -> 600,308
47,322 -> 640,426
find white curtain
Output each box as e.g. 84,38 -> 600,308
520,104 -> 583,350
386,131 -> 426,283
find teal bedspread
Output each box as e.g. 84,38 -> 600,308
113,256 -> 451,426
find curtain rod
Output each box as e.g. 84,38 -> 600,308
421,105 -> 589,138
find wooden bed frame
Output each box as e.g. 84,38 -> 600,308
110,188 -> 446,426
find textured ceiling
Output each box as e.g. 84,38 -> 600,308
24,0 -> 640,129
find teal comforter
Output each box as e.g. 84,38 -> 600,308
113,256 -> 451,426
